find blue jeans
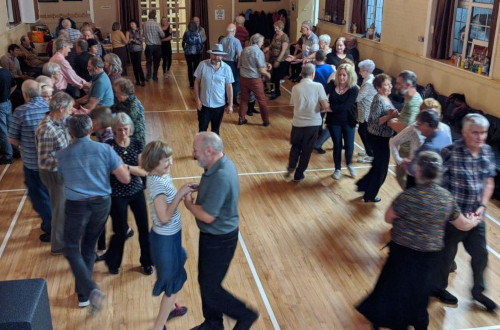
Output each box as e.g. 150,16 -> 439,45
64,196 -> 111,298
327,123 -> 356,170
223,60 -> 239,104
0,101 -> 12,160
24,166 -> 52,233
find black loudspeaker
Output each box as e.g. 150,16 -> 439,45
0,278 -> 53,330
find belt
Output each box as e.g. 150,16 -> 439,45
74,195 -> 106,202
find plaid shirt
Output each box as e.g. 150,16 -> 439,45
35,115 -> 69,171
65,28 -> 82,43
441,139 -> 496,213
144,19 -> 164,46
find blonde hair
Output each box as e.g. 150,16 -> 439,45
141,141 -> 173,172
335,63 -> 358,88
420,98 -> 442,115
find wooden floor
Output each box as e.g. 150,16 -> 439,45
1,60 -> 500,330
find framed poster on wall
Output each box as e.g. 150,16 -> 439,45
38,0 -> 58,2
239,0 -> 256,2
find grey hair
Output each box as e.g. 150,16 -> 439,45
69,115 -> 92,138
226,25 -> 236,33
89,56 -> 105,69
235,15 -> 245,24
35,75 -> 53,87
301,20 -> 313,30
42,62 -> 61,77
358,59 -> 375,73
113,78 -> 135,96
76,38 -> 88,52
21,80 -> 42,98
318,34 -> 331,46
103,53 -> 122,74
196,132 -> 223,153
49,92 -> 74,113
62,19 -> 71,29
250,33 -> 264,45
54,38 -> 72,51
301,63 -> 315,78
417,151 -> 443,184
398,70 -> 418,87
462,113 -> 490,131
111,112 -> 135,135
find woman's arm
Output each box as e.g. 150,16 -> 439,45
389,126 -> 415,164
385,205 -> 398,224
450,213 -> 481,231
153,184 -> 193,225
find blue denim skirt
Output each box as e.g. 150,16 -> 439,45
149,229 -> 187,296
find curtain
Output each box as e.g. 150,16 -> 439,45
11,0 -> 21,24
325,0 -> 345,25
119,0 -> 140,32
430,0 -> 455,59
191,0 -> 210,60
488,0 -> 499,58
351,0 -> 367,34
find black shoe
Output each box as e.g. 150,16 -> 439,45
108,266 -> 120,275
263,122 -> 270,127
167,303 -> 188,320
252,108 -> 260,114
39,232 -> 51,243
12,149 -> 21,159
126,228 -> 134,240
136,82 -> 141,86
95,253 -> 106,262
0,157 -> 13,165
432,290 -> 458,305
246,110 -> 253,116
314,147 -> 326,154
234,310 -> 259,330
142,265 -> 153,275
450,260 -> 457,273
270,92 -> 281,100
238,118 -> 248,125
363,197 -> 382,203
293,174 -> 305,182
140,81 -> 146,86
472,292 -> 497,311
152,77 -> 158,82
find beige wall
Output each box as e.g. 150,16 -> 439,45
0,1 -> 31,54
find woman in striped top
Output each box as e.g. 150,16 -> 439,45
141,141 -> 196,330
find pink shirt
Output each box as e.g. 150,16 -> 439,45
49,52 -> 87,91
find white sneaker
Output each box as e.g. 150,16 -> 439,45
357,151 -> 366,157
347,165 -> 357,178
163,72 -> 169,79
332,170 -> 341,180
358,156 -> 374,163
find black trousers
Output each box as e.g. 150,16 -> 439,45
161,42 -> 172,73
185,54 -> 201,87
198,105 -> 225,136
106,191 -> 152,269
271,61 -> 290,94
129,51 -> 145,84
356,134 -> 391,200
145,44 -> 161,79
198,228 -> 255,329
288,125 -> 320,180
358,122 -> 373,157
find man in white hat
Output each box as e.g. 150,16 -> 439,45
193,44 -> 234,136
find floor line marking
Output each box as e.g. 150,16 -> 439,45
239,232 -> 280,330
0,192 -> 28,260
0,164 -> 11,184
459,325 -> 500,330
170,71 -> 189,110
281,84 -> 292,95
0,188 -> 27,193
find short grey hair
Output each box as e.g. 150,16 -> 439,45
250,33 -> 264,45
104,53 -> 122,74
54,38 -> 72,51
301,20 -> 313,30
62,19 -> 71,29
235,15 -> 245,24
226,25 -> 235,33
69,115 -> 92,138
196,132 -> 223,152
76,38 -> 88,52
49,92 -> 74,113
111,112 -> 135,135
113,78 -> 135,96
398,70 -> 418,87
42,62 -> 61,77
301,63 -> 315,78
35,75 -> 53,87
22,80 -> 42,98
358,59 -> 375,73
89,56 -> 105,69
318,34 -> 331,46
462,113 -> 490,131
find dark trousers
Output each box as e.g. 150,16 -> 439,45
198,228 -> 255,329
239,76 -> 269,123
198,105 -> 225,136
0,101 -> 12,160
129,51 -> 145,84
290,62 -> 302,78
436,221 -> 488,296
106,191 -> 151,269
271,61 -> 290,94
223,60 -> 239,104
24,166 -> 52,233
356,134 -> 391,200
161,42 -> 172,73
358,122 -> 373,157
185,54 -> 201,87
288,125 -> 320,179
145,44 -> 161,79
327,123 -> 356,170
112,46 -> 128,76
64,196 -> 111,298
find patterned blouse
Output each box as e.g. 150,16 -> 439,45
392,183 -> 461,252
367,94 -> 394,137
269,33 -> 290,63
106,138 -> 144,197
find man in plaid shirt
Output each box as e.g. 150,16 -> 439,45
35,92 -> 72,255
433,113 -> 497,311
143,10 -> 164,81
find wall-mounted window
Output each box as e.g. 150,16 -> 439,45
366,0 -> 384,39
324,0 -> 346,25
6,0 -> 21,26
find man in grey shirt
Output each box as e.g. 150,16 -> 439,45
184,132 -> 258,330
221,23 -> 242,106
194,44 -> 234,135
144,10 -> 165,81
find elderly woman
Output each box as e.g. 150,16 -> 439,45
326,37 -> 354,68
355,59 -> 377,163
35,75 -> 54,102
142,140 -> 194,330
111,22 -> 128,76
318,34 -> 332,55
355,73 -> 397,202
182,21 -> 203,88
104,112 -> 152,275
324,63 -> 359,179
126,20 -> 146,86
112,78 -> 146,146
356,151 -> 480,330
42,62 -> 61,89
238,33 -> 271,126
103,53 -> 123,84
268,20 -> 290,100
48,39 -> 88,95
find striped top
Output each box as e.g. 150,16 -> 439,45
367,94 -> 394,137
147,174 -> 182,236
8,97 -> 49,170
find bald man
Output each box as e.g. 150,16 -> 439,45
221,23 -> 243,106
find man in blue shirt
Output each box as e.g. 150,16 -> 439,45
8,79 -> 53,242
194,44 -> 234,136
75,56 -> 113,113
57,115 -> 130,312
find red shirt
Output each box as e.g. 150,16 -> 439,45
235,25 -> 249,48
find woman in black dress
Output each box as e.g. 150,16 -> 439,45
160,16 -> 173,79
